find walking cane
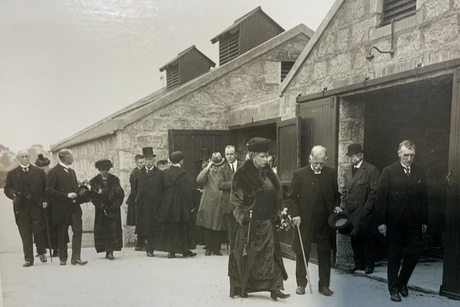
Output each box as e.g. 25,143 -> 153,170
296,225 -> 313,294
43,206 -> 53,263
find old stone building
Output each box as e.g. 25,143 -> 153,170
279,0 -> 460,299
50,8 -> 312,249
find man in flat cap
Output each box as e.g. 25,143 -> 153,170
47,149 -> 87,265
286,145 -> 341,296
4,150 -> 48,267
135,147 -> 164,256
340,144 -> 380,274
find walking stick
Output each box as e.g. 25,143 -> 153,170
296,225 -> 313,294
43,206 -> 53,262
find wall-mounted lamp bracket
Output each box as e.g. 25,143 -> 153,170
366,19 -> 395,61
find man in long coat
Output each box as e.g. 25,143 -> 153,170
126,154 -> 144,228
47,149 -> 87,265
376,140 -> 428,302
4,150 -> 48,267
217,145 -> 243,247
341,144 -> 380,274
135,147 -> 164,256
285,145 -> 341,296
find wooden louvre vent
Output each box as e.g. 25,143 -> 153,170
219,32 -> 240,65
166,64 -> 179,90
382,0 -> 416,26
281,61 -> 295,82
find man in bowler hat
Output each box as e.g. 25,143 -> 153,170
4,150 -> 48,267
341,144 -> 380,274
46,149 -> 87,265
376,140 -> 428,302
285,145 -> 341,296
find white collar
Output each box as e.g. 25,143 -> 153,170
400,163 -> 410,170
59,162 -> 70,169
171,163 -> 181,167
354,160 -> 363,169
310,164 -> 321,174
20,164 -> 30,169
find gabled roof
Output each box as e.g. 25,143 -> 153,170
211,6 -> 285,43
159,45 -> 216,72
280,0 -> 345,94
51,24 -> 313,151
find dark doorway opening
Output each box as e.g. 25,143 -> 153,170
349,75 -> 453,258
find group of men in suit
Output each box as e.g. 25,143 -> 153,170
5,148 -> 88,267
286,140 -> 428,303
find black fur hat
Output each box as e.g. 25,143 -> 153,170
35,154 -> 51,167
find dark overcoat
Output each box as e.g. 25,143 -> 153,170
90,173 -> 124,253
126,167 -> 141,226
285,165 -> 341,254
341,160 -> 380,236
46,164 -> 80,225
4,165 -> 47,209
135,167 -> 164,236
375,162 -> 428,237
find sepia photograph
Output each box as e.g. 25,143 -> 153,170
1,0 -> 460,306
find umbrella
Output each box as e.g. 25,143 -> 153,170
232,210 -> 257,297
297,225 -> 313,294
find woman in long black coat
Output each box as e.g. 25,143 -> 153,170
155,151 -> 197,258
229,137 -> 290,301
90,159 -> 124,260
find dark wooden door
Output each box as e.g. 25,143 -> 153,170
441,68 -> 460,300
168,129 -> 230,178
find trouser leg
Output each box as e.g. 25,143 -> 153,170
317,239 -> 332,288
16,207 -> 34,263
387,227 -> 403,292
30,204 -> 46,255
70,209 -> 83,261
204,228 -> 213,252
351,235 -> 365,268
56,221 -> 69,261
363,235 -> 376,268
399,222 -> 423,285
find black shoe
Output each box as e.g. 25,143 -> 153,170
168,253 -> 176,259
39,254 -> 47,263
183,250 -> 197,257
319,287 -> 334,296
52,249 -> 59,257
365,266 -> 374,274
399,285 -> 409,297
60,260 -> 66,266
348,266 -> 365,273
107,253 -> 115,260
135,246 -> 146,251
146,252 -> 154,257
270,290 -> 291,301
71,259 -> 88,265
213,250 -> 223,256
23,261 -> 33,267
205,250 -> 212,256
390,292 -> 401,302
296,286 -> 306,295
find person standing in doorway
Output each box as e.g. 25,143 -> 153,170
4,150 -> 48,267
376,140 -> 428,302
47,149 -> 87,266
341,144 -> 380,274
285,145 -> 341,296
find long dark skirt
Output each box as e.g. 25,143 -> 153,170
228,220 -> 287,296
155,221 -> 196,254
94,209 -> 123,253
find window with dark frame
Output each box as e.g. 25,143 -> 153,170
382,0 -> 417,26
281,61 -> 295,82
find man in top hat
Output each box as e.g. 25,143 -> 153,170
340,144 -> 380,274
46,149 -> 87,265
135,147 -> 164,256
217,145 -> 243,247
376,140 -> 428,302
126,154 -> 144,228
285,145 -> 341,296
4,150 -> 48,267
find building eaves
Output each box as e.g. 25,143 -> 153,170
280,0 -> 345,94
210,6 -> 285,43
51,24 -> 312,152
159,45 -> 216,72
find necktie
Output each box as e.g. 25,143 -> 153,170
404,167 -> 410,177
231,164 -> 235,173
146,168 -> 149,174
352,166 -> 358,177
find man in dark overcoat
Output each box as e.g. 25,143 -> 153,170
126,154 -> 144,228
341,144 -> 380,274
376,140 -> 428,302
285,145 -> 341,296
4,150 -> 48,267
47,149 -> 87,266
135,147 -> 164,257
217,145 -> 243,246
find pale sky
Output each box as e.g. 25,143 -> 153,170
0,0 -> 335,153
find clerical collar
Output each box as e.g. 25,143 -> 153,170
21,164 -> 30,169
171,163 -> 181,167
354,160 -> 363,169
310,164 -> 321,175
59,162 -> 70,169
